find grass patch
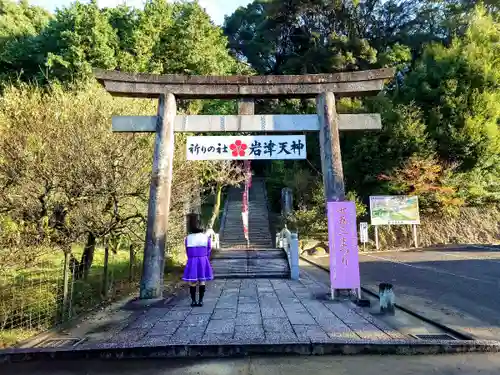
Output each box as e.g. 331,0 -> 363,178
0,328 -> 39,349
0,245 -> 142,348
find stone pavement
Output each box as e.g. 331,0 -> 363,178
4,270 -> 500,362
79,272 -> 406,348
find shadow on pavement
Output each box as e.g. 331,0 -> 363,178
3,354 -> 500,375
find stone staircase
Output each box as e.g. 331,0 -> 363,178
220,179 -> 273,249
211,178 -> 290,279
211,249 -> 289,279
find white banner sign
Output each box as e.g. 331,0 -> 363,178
186,135 -> 307,160
242,211 -> 249,241
359,222 -> 369,243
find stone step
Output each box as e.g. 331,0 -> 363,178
221,242 -> 273,247
223,225 -> 270,229
212,264 -> 289,272
222,231 -> 271,235
212,250 -> 285,258
222,232 -> 271,235
213,272 -> 288,279
220,245 -> 274,249
222,234 -> 272,239
220,238 -> 271,241
222,224 -> 270,229
219,238 -> 272,242
210,247 -> 289,278
222,226 -> 270,229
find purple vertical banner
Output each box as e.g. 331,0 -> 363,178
242,161 -> 251,242
326,201 -> 361,290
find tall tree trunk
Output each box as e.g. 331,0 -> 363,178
208,184 -> 223,229
80,232 -> 96,280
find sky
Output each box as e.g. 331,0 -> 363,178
29,0 -> 252,25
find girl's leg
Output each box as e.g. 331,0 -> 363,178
189,282 -> 197,306
198,281 -> 206,306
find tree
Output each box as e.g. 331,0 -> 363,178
396,6 -> 500,203
42,1 -> 119,82
0,0 -> 244,85
201,161 -> 245,229
0,0 -> 52,82
224,0 -> 377,75
0,83 -> 154,271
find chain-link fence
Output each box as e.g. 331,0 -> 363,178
0,246 -> 143,349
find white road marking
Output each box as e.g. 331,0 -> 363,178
362,253 -> 498,286
470,245 -> 500,251
434,251 -> 500,264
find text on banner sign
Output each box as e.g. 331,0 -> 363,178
186,135 -> 306,160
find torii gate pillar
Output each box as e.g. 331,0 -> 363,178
139,93 -> 176,300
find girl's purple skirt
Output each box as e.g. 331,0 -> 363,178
182,235 -> 214,282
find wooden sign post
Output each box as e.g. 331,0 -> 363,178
95,68 -> 394,302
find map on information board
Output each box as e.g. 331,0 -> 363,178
369,196 -> 420,225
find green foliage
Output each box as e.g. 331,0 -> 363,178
0,0 -> 242,84
0,83 -> 155,249
395,6 -> 500,205
44,1 -> 119,81
378,155 -> 465,214
224,0 -> 378,75
0,0 -> 52,82
399,6 -> 500,170
246,2 -> 500,237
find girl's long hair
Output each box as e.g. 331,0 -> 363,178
186,213 -> 204,234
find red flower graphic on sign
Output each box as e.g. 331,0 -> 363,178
229,140 -> 247,157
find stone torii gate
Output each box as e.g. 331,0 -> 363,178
95,68 -> 395,302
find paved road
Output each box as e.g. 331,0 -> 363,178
308,246 -> 500,340
3,354 -> 500,375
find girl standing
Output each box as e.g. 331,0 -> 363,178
182,213 -> 214,306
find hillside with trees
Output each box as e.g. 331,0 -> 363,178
224,0 -> 499,247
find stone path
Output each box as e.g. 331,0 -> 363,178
92,272 -> 407,348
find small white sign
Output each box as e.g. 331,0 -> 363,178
359,222 -> 369,243
186,135 -> 307,160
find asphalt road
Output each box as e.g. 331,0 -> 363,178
3,354 -> 500,375
309,245 -> 500,340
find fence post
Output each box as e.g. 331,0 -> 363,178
69,262 -> 75,319
62,251 -> 70,321
290,233 -> 300,280
129,244 -> 135,282
102,240 -> 110,298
